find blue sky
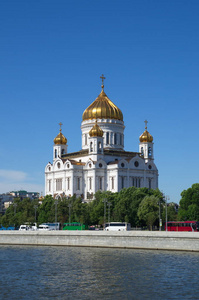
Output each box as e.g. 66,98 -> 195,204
0,0 -> 199,203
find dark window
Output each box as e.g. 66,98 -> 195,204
106,132 -> 109,144
134,161 -> 139,167
148,147 -> 152,157
114,133 -> 117,144
90,142 -> 93,152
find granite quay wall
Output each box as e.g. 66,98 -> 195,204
1,231 -> 199,251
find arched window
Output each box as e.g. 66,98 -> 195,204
141,147 -> 144,155
148,147 -> 152,157
85,134 -> 87,145
149,178 -> 152,189
98,142 -> 101,153
111,177 -> 114,189
106,132 -> 109,144
61,149 -> 65,155
90,142 -> 93,152
114,133 -> 117,145
55,149 -> 57,158
121,176 -> 125,189
77,177 -> 80,190
89,177 -> 92,190
99,177 -> 102,190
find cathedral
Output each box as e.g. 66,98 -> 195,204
45,75 -> 158,201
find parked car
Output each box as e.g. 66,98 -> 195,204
38,224 -> 51,230
19,225 -> 31,231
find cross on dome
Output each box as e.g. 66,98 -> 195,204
100,74 -> 106,90
144,120 -> 148,130
59,122 -> 63,132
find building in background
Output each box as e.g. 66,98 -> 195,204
0,191 -> 40,214
45,75 -> 158,201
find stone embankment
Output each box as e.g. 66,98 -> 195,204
1,231 -> 199,252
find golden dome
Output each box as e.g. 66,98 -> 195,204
54,122 -> 67,145
139,120 -> 153,143
82,75 -> 123,121
89,121 -> 104,137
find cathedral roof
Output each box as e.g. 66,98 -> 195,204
89,121 -> 104,137
139,121 -> 153,143
82,75 -> 123,121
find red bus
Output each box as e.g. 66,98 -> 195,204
166,221 -> 199,232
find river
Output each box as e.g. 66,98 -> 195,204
0,245 -> 198,299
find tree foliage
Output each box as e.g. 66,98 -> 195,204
178,183 -> 199,221
137,195 -> 160,230
0,187 -> 167,230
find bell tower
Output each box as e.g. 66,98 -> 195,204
53,122 -> 68,161
139,120 -> 154,163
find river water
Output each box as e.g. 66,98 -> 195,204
0,245 -> 198,300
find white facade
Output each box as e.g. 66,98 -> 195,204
45,84 -> 158,201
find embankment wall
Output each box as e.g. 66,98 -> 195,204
1,231 -> 199,251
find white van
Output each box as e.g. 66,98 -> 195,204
19,225 -> 31,231
38,224 -> 51,231
105,222 -> 131,231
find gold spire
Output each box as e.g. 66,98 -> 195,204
54,122 -> 67,145
139,120 -> 153,143
89,120 -> 104,137
82,75 -> 123,121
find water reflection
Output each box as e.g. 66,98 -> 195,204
0,246 -> 199,299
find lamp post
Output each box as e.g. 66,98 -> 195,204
107,202 -> 112,224
68,203 -> 72,224
55,200 -> 58,230
34,205 -> 37,223
165,196 -> 169,232
159,200 -> 161,231
102,198 -> 107,229
13,203 -> 17,229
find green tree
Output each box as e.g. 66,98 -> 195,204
178,183 -> 199,221
137,195 -> 160,230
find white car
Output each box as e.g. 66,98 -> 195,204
38,224 -> 51,230
19,225 -> 31,231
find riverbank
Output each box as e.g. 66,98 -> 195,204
1,231 -> 199,252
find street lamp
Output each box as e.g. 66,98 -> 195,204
34,205 -> 38,223
55,200 -> 58,230
102,198 -> 107,229
165,196 -> 169,232
68,203 -> 72,224
107,202 -> 112,224
159,199 -> 162,231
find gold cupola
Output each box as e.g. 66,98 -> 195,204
89,120 -> 104,137
82,74 -> 123,121
139,120 -> 153,143
54,122 -> 67,145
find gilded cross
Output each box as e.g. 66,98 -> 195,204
59,122 -> 63,132
144,120 -> 148,129
100,74 -> 106,89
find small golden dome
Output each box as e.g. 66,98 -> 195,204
89,121 -> 104,137
54,122 -> 67,145
139,120 -> 153,143
82,75 -> 123,121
